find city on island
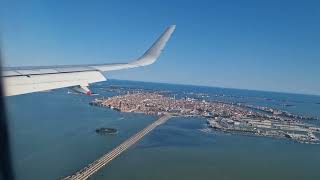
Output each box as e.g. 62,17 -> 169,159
90,90 -> 320,144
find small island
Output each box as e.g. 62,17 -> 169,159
95,128 -> 118,135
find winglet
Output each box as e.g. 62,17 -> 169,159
92,25 -> 176,71
132,25 -> 176,66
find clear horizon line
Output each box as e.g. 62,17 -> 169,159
109,78 -> 320,97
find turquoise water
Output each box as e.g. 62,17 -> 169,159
6,80 -> 320,180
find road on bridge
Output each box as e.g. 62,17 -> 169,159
62,114 -> 172,180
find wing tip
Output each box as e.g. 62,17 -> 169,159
135,24 -> 176,65
169,24 -> 176,30
170,24 -> 176,30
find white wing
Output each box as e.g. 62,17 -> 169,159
2,25 -> 176,96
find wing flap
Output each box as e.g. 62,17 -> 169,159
3,71 -> 106,96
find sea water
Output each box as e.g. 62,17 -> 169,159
6,80 -> 320,180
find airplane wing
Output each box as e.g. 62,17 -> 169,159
2,25 -> 176,96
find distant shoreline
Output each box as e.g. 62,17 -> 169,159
106,79 -> 320,97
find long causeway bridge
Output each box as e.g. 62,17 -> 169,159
62,114 -> 172,180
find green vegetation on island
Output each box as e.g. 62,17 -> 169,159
95,128 -> 118,135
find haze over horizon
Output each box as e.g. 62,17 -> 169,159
1,0 -> 320,95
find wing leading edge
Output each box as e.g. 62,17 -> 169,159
2,25 -> 176,96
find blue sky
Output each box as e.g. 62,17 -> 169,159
1,0 -> 320,95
